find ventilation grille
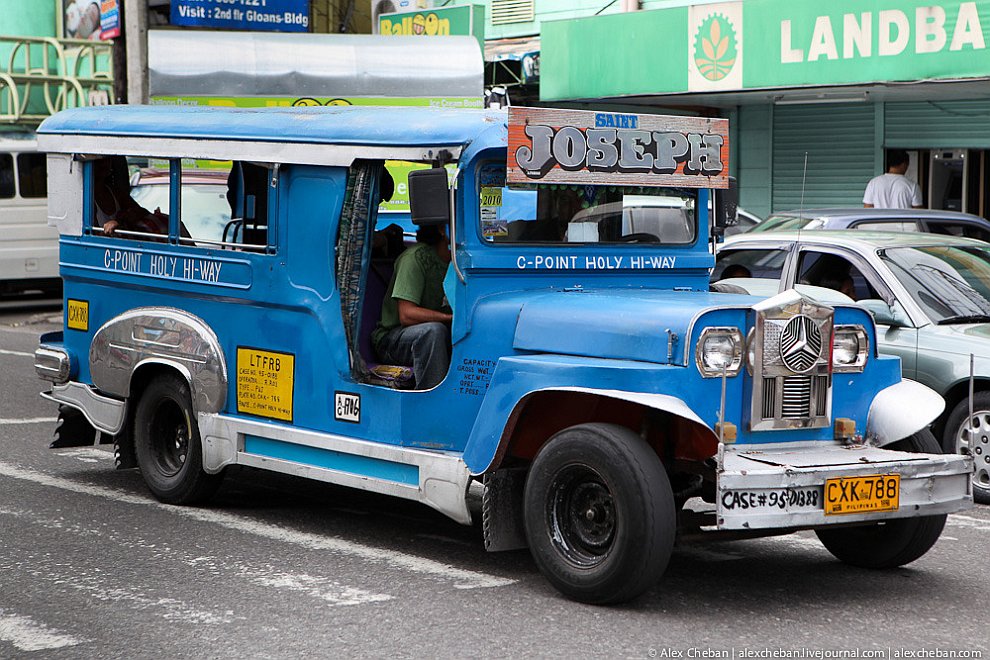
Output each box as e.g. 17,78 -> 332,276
491,0 -> 535,25
781,376 -> 812,419
762,377 -> 776,419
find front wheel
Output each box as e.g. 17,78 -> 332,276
134,373 -> 223,504
815,429 -> 947,569
943,393 -> 990,504
523,423 -> 675,604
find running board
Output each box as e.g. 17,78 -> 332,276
197,413 -> 473,524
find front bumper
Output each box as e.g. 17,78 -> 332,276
717,443 -> 973,530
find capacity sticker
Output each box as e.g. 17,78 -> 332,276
236,347 -> 295,422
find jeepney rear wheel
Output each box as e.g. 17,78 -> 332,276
134,373 -> 223,505
523,423 -> 675,604
943,392 -> 990,504
814,429 -> 948,569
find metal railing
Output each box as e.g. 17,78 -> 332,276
0,35 -> 115,124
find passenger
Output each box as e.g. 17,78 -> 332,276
720,264 -> 752,280
93,157 -> 168,237
820,274 -> 857,300
371,224 -> 453,390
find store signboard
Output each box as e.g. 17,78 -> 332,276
506,107 -> 729,189
170,0 -> 310,32
541,0 -> 990,100
100,0 -> 120,39
378,5 -> 485,48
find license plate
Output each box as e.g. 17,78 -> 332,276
824,474 -> 899,515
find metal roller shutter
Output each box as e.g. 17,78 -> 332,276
886,101 -> 990,149
772,104 -> 876,212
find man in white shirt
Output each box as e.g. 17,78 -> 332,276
863,150 -> 923,209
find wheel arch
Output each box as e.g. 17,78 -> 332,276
89,307 -> 227,416
474,387 -> 718,475
936,377 -> 990,434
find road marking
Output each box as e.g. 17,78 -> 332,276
947,513 -> 990,532
0,611 -> 87,652
0,461 -> 515,590
0,417 -> 57,425
54,447 -> 114,462
0,348 -> 33,358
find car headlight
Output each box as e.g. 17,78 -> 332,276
832,325 -> 868,373
696,327 -> 744,377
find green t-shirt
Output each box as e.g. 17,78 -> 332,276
372,243 -> 450,351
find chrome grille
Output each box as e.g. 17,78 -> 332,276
781,376 -> 812,418
815,375 -> 829,415
762,377 -> 776,419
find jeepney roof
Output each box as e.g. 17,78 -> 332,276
37,105 -> 508,166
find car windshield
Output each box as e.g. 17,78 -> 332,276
750,214 -> 823,233
130,180 -> 231,243
881,245 -> 990,324
478,163 -> 697,245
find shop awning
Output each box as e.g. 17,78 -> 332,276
484,36 -> 540,86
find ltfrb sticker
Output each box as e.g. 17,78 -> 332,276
236,347 -> 295,422
507,107 -> 729,189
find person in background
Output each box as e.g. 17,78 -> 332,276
863,149 -> 923,209
93,157 -> 169,237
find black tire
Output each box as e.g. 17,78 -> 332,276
815,429 -> 947,569
134,373 -> 223,505
523,423 -> 675,604
943,393 -> 990,504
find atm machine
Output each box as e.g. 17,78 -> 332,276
930,149 -> 968,212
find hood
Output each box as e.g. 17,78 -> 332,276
512,289 -> 759,365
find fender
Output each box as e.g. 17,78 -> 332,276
462,354 -> 716,474
866,379 -> 945,446
90,307 -> 228,415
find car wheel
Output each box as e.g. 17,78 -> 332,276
134,373 -> 223,505
815,429 -> 948,568
944,392 -> 990,504
523,423 -> 675,604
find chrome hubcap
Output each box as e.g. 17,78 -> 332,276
957,409 -> 990,491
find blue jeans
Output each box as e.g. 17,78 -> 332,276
377,322 -> 451,390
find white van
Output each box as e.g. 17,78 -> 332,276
0,133 -> 59,294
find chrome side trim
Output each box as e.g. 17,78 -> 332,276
197,413 -> 473,525
35,346 -> 70,383
717,443 -> 972,530
42,382 -> 125,435
90,308 -> 227,414
867,379 -> 945,447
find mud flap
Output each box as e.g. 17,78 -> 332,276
482,467 -> 528,552
50,405 -> 98,448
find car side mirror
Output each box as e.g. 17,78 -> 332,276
714,176 -> 739,231
408,168 -> 450,226
859,299 -> 910,327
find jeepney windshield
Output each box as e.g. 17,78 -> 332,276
881,245 -> 990,323
478,163 -> 697,245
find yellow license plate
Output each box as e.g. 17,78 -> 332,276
824,474 -> 900,515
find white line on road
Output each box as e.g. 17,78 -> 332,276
0,461 -> 515,590
54,447 -> 114,462
947,513 -> 990,532
0,611 -> 87,652
0,418 -> 58,425
0,348 -> 33,358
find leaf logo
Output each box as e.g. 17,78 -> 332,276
693,14 -> 737,82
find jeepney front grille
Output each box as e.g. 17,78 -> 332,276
750,299 -> 834,431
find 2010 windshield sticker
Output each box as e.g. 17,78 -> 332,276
507,107 -> 729,189
103,248 -> 226,284
515,255 -> 677,270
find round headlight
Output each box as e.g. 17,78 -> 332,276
832,325 -> 868,372
696,328 -> 744,377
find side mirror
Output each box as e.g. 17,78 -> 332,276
408,168 -> 450,226
859,299 -> 910,327
714,176 -> 739,230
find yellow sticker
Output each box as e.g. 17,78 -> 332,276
66,299 -> 89,331
236,347 -> 295,422
480,186 -> 502,207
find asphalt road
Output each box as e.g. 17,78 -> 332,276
1,304 -> 987,659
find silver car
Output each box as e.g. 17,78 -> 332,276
717,231 -> 990,502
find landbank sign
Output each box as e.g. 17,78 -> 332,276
542,0 -> 990,99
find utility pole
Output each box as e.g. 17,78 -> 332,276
123,0 -> 148,104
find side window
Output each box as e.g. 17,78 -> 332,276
16,153 -> 47,198
183,160 -> 269,250
0,153 -> 13,198
796,251 -> 880,301
90,155 -> 169,242
713,248 -> 788,280
853,220 -> 920,232
928,221 -> 990,243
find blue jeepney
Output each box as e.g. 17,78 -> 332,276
34,104 -> 973,604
